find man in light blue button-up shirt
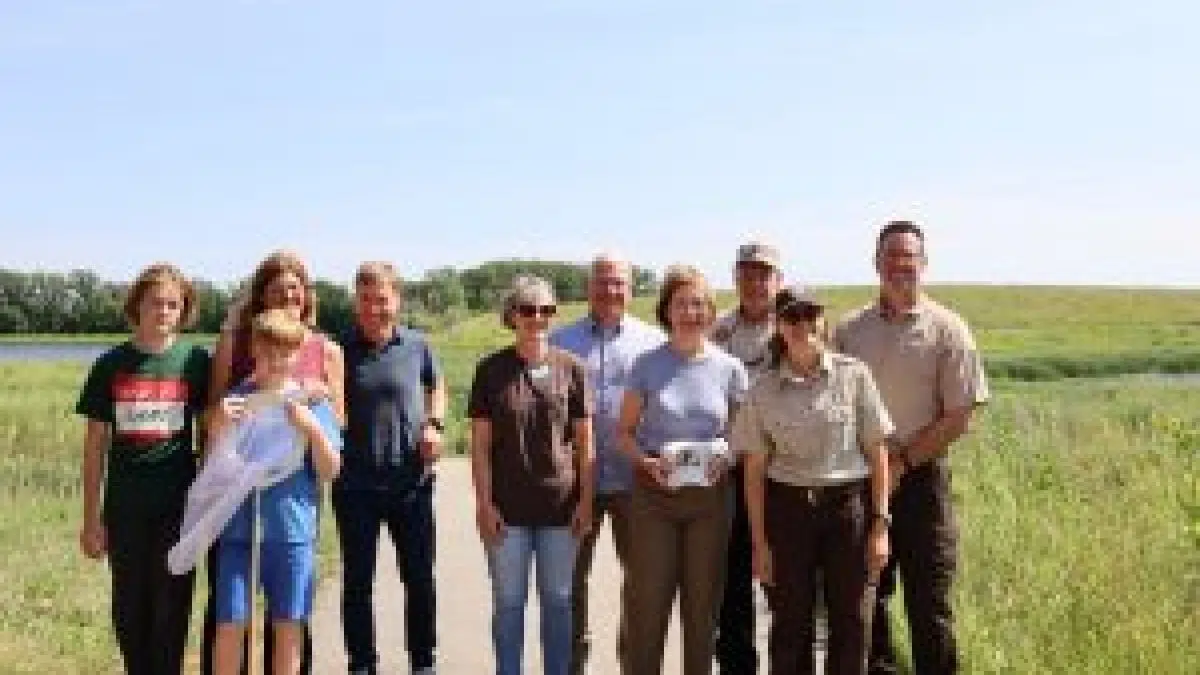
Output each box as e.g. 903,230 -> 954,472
550,253 -> 664,675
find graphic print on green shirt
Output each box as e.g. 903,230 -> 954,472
76,341 -> 211,520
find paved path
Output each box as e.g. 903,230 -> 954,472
311,459 -> 795,674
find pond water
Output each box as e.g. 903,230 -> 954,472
0,341 -> 120,363
0,340 -> 214,363
4,342 -> 1200,387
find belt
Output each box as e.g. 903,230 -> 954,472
770,478 -> 865,505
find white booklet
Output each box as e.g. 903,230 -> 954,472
660,439 -> 730,488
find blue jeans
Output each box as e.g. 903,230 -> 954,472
486,526 -> 576,675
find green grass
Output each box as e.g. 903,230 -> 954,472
951,379 -> 1198,674
1,285 -> 1198,672
705,285 -> 1200,381
0,363 -> 119,673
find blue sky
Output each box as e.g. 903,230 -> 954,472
0,0 -> 1196,287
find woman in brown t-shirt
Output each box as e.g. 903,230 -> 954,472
468,275 -> 594,675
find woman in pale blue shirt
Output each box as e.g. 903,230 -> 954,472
616,265 -> 749,675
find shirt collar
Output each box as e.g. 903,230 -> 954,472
776,351 -> 835,386
353,324 -> 401,349
587,314 -> 624,336
735,306 -> 775,328
872,295 -> 930,322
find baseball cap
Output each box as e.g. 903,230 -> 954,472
775,284 -> 824,313
735,241 -> 781,269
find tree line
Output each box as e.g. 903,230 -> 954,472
0,260 -> 657,335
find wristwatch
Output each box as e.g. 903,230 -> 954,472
425,418 -> 445,433
871,512 -> 893,529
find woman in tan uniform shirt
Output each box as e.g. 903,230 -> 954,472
733,285 -> 893,675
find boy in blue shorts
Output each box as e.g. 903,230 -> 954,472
209,308 -> 342,675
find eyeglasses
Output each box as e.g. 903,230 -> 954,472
515,304 -> 557,318
778,303 -> 822,324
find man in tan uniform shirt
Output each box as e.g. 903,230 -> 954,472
834,221 -> 989,675
709,241 -> 781,674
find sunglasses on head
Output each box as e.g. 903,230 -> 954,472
515,304 -> 557,318
778,303 -> 822,324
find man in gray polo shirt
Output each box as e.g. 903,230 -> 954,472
710,241 -> 782,674
334,262 -> 447,675
550,253 -> 664,675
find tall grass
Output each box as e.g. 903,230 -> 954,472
0,362 -> 118,673
950,380 -> 1198,673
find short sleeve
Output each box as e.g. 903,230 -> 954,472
567,360 -> 593,420
628,352 -> 651,397
75,353 -> 114,422
467,358 -> 493,419
939,320 -> 990,411
831,320 -> 848,354
420,341 -> 442,389
309,400 -> 343,452
187,347 -> 212,413
728,360 -> 750,405
547,324 -> 570,352
855,364 -> 894,451
731,389 -> 771,457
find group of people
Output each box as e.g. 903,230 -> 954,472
78,255 -> 441,675
76,219 -> 988,675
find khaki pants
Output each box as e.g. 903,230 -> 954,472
572,492 -> 634,675
621,479 -> 733,675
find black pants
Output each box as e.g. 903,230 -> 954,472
764,480 -> 872,675
868,462 -> 959,675
716,465 -> 758,674
332,479 -> 437,673
107,509 -> 194,675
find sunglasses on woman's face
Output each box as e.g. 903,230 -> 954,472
516,304 -> 557,318
778,303 -> 822,324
